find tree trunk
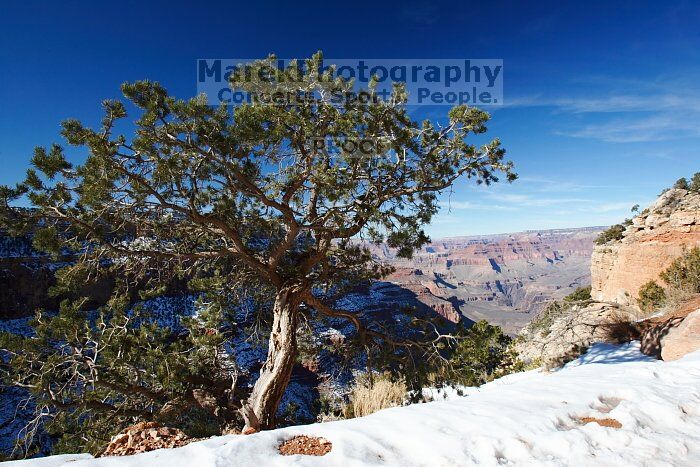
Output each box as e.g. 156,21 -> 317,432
240,284 -> 303,431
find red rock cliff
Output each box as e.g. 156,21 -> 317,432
591,188 -> 700,307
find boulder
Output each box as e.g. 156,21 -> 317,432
639,317 -> 684,358
661,309 -> 700,361
638,296 -> 700,359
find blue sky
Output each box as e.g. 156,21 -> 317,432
1,0 -> 699,237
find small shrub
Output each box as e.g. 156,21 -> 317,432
314,382 -> 347,423
637,280 -> 666,313
633,248 -> 700,316
657,286 -> 697,316
526,301 -> 568,337
674,177 -> 690,190
349,373 -> 407,418
492,345 -> 526,378
690,172 -> 700,193
448,320 -> 513,386
660,247 -> 700,293
564,285 -> 591,302
595,224 -> 626,245
602,310 -> 641,343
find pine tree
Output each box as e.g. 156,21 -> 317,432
447,320 -> 513,386
690,172 -> 700,193
674,177 -> 689,190
1,53 -> 515,434
0,299 -> 240,454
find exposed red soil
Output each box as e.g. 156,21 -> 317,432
278,435 -> 332,456
579,417 -> 622,428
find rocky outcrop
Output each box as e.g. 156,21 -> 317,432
661,310 -> 700,361
515,301 -> 640,366
591,189 -> 700,307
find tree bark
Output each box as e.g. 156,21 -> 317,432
240,284 -> 303,431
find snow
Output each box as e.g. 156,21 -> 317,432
7,342 -> 700,466
0,317 -> 34,337
6,455 -> 93,467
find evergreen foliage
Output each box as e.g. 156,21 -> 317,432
634,247 -> 700,313
564,285 -> 592,302
674,177 -> 690,190
595,222 -> 628,245
0,52 -> 515,449
0,298 -> 241,455
690,172 -> 700,193
447,320 -> 517,387
637,280 -> 667,313
659,247 -> 700,293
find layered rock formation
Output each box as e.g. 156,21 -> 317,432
591,188 -> 700,307
519,187 -> 700,365
372,228 -> 602,333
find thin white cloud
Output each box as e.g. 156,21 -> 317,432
439,200 -> 515,211
554,95 -> 700,113
508,75 -> 700,143
585,201 -> 638,213
558,113 -> 700,143
512,94 -> 700,114
485,193 -> 592,207
516,176 -> 608,192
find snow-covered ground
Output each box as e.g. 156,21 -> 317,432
7,342 -> 700,466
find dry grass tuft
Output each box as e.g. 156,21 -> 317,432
602,309 -> 642,344
349,373 -> 407,418
656,287 -> 698,317
650,294 -> 700,322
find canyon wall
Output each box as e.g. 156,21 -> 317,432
591,189 -> 700,307
371,227 -> 602,333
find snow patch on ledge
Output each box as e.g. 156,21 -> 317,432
8,342 -> 700,466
